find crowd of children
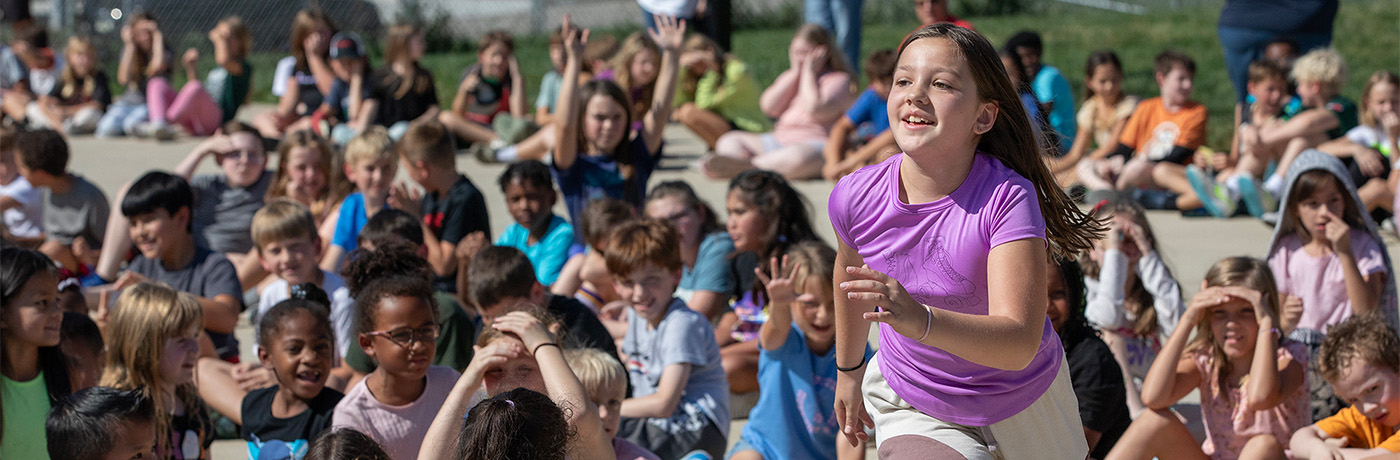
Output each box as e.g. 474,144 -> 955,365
2,5 -> 1399,460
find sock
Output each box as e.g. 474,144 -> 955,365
1263,173 -> 1284,197
495,145 -> 519,162
1224,173 -> 1244,194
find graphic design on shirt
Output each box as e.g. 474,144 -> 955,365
882,237 -> 977,310
165,429 -> 201,460
248,434 -> 309,460
1145,121 -> 1182,161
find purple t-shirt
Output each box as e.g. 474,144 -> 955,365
829,152 -> 1063,425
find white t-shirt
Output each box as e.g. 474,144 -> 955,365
272,56 -> 297,97
256,270 -> 355,358
0,176 -> 43,238
636,0 -> 697,17
1345,124 -> 1397,164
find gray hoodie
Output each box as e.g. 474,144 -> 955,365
1267,149 -> 1398,329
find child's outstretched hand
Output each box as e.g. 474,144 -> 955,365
560,15 -> 588,60
389,183 -> 424,216
493,311 -> 556,353
1321,208 -> 1352,256
755,255 -> 801,307
647,15 -> 686,53
842,264 -> 928,342
455,231 -> 487,262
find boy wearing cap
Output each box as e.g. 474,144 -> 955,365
322,32 -> 374,143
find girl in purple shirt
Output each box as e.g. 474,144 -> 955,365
830,24 -> 1102,458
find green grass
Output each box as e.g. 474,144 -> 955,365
221,1 -> 1395,151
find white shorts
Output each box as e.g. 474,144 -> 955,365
862,354 -> 1089,460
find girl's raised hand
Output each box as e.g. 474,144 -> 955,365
804,46 -> 828,76
647,15 -> 686,52
755,256 -> 801,306
842,264 -> 928,341
1321,208 -> 1353,256
121,23 -> 134,44
1382,112 -> 1400,140
1124,221 -> 1152,255
1221,286 -> 1275,325
182,48 -> 200,68
493,311 -> 556,352
560,15 -> 588,60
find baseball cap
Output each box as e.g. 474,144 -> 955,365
329,32 -> 365,60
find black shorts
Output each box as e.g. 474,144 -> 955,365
1340,154 -> 1392,187
618,414 -> 727,460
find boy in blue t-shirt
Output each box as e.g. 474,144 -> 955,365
611,220 -> 730,460
822,49 -> 899,181
495,160 -> 573,287
321,127 -> 396,273
1007,31 -> 1077,154
727,241 -> 872,460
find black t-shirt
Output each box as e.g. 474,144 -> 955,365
48,70 -> 112,109
241,386 -> 344,458
166,408 -> 214,459
370,65 -> 438,126
1062,322 -> 1131,459
548,294 -> 621,362
422,175 -> 490,292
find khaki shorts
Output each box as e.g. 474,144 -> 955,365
863,354 -> 1088,460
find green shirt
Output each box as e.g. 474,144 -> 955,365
1,371 -> 51,460
346,291 -> 476,373
207,59 -> 252,124
675,59 -> 772,133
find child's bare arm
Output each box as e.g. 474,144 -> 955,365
210,25 -> 243,76
451,70 -> 479,115
822,118 -> 856,176
757,256 -> 797,352
1259,109 -> 1340,147
495,312 -> 614,460
147,27 -> 169,78
276,77 -> 300,116
174,137 -> 230,180
620,363 -> 691,418
553,16 -> 586,170
641,15 -> 684,156
760,67 -> 800,118
509,55 -> 528,119
418,340 -> 522,460
1139,288 -> 1214,409
1290,425 -> 1390,460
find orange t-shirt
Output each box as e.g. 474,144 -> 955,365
1316,406 -> 1400,452
1117,97 -> 1208,162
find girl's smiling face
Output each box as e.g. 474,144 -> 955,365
1209,297 -> 1259,359
629,48 -> 660,88
1367,81 -> 1399,123
260,310 -> 333,401
285,146 -> 327,203
1088,63 -> 1123,101
159,325 -> 202,386
888,37 -> 996,158
2,270 -> 62,349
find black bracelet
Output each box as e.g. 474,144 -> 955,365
836,354 -> 867,372
533,342 -> 560,355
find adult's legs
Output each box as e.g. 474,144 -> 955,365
1216,26 -> 1272,105
830,0 -> 864,74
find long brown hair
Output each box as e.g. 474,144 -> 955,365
383,23 -> 433,100
128,13 -> 158,83
678,34 -> 728,102
573,80 -> 638,200
898,23 -> 1104,259
611,31 -> 660,121
1079,199 -> 1171,338
1189,257 -> 1281,404
291,9 -> 335,69
1279,169 -> 1366,243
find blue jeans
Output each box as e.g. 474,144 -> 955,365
1217,26 -> 1331,104
95,98 -> 149,137
805,0 -> 864,74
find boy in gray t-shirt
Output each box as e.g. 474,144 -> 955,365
14,129 -> 109,270
175,123 -> 271,289
609,220 -> 730,460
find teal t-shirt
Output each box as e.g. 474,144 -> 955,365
496,215 -> 575,286
1,372 -> 51,460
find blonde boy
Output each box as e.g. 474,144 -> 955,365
320,126 -> 396,272
252,199 -> 354,358
1248,48 -> 1358,198
1290,314 -> 1400,458
567,348 -> 661,460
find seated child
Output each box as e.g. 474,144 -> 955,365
610,220 -> 730,459
467,245 -> 619,361
1047,257 -> 1130,458
45,386 -> 156,460
0,125 -> 42,246
534,29 -> 567,126
320,126 -> 396,273
555,198 -> 636,342
15,128 -> 108,271
175,121 -> 273,288
30,36 -> 109,135
1106,257 -> 1308,460
1059,50 -> 1139,189
398,120 -> 491,292
822,49 -> 898,181
1290,313 -> 1400,458
111,171 -> 242,361
341,232 -> 475,383
320,32 -> 374,144
673,34 -> 771,150
1247,48 -> 1358,200
331,247 -> 461,460
0,25 -> 51,123
253,199 -> 355,358
1194,60 -> 1292,218
242,298 -> 344,459
60,311 -> 105,391
1078,51 -> 1206,210
364,24 -> 440,141
1005,30 -> 1077,153
1318,70 -> 1399,213
728,241 -> 871,460
495,160 -> 573,287
567,348 -> 662,460
439,30 -> 528,152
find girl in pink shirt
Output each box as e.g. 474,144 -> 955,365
830,24 -> 1101,458
1106,257 -> 1308,460
702,24 -> 855,180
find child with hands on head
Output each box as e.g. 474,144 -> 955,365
1105,257 -> 1309,460
418,309 -> 615,460
439,30 -> 528,153
145,15 -> 252,139
829,23 -> 1102,459
1081,199 -> 1185,417
257,10 -> 335,139
552,14 -> 683,229
101,282 -> 212,460
173,121 -> 272,288
673,33 -> 772,150
1290,313 -> 1400,459
1267,149 -> 1395,421
0,247 -> 71,459
95,12 -> 172,138
729,241 -> 871,460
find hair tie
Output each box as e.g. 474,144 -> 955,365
505,399 -> 516,409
